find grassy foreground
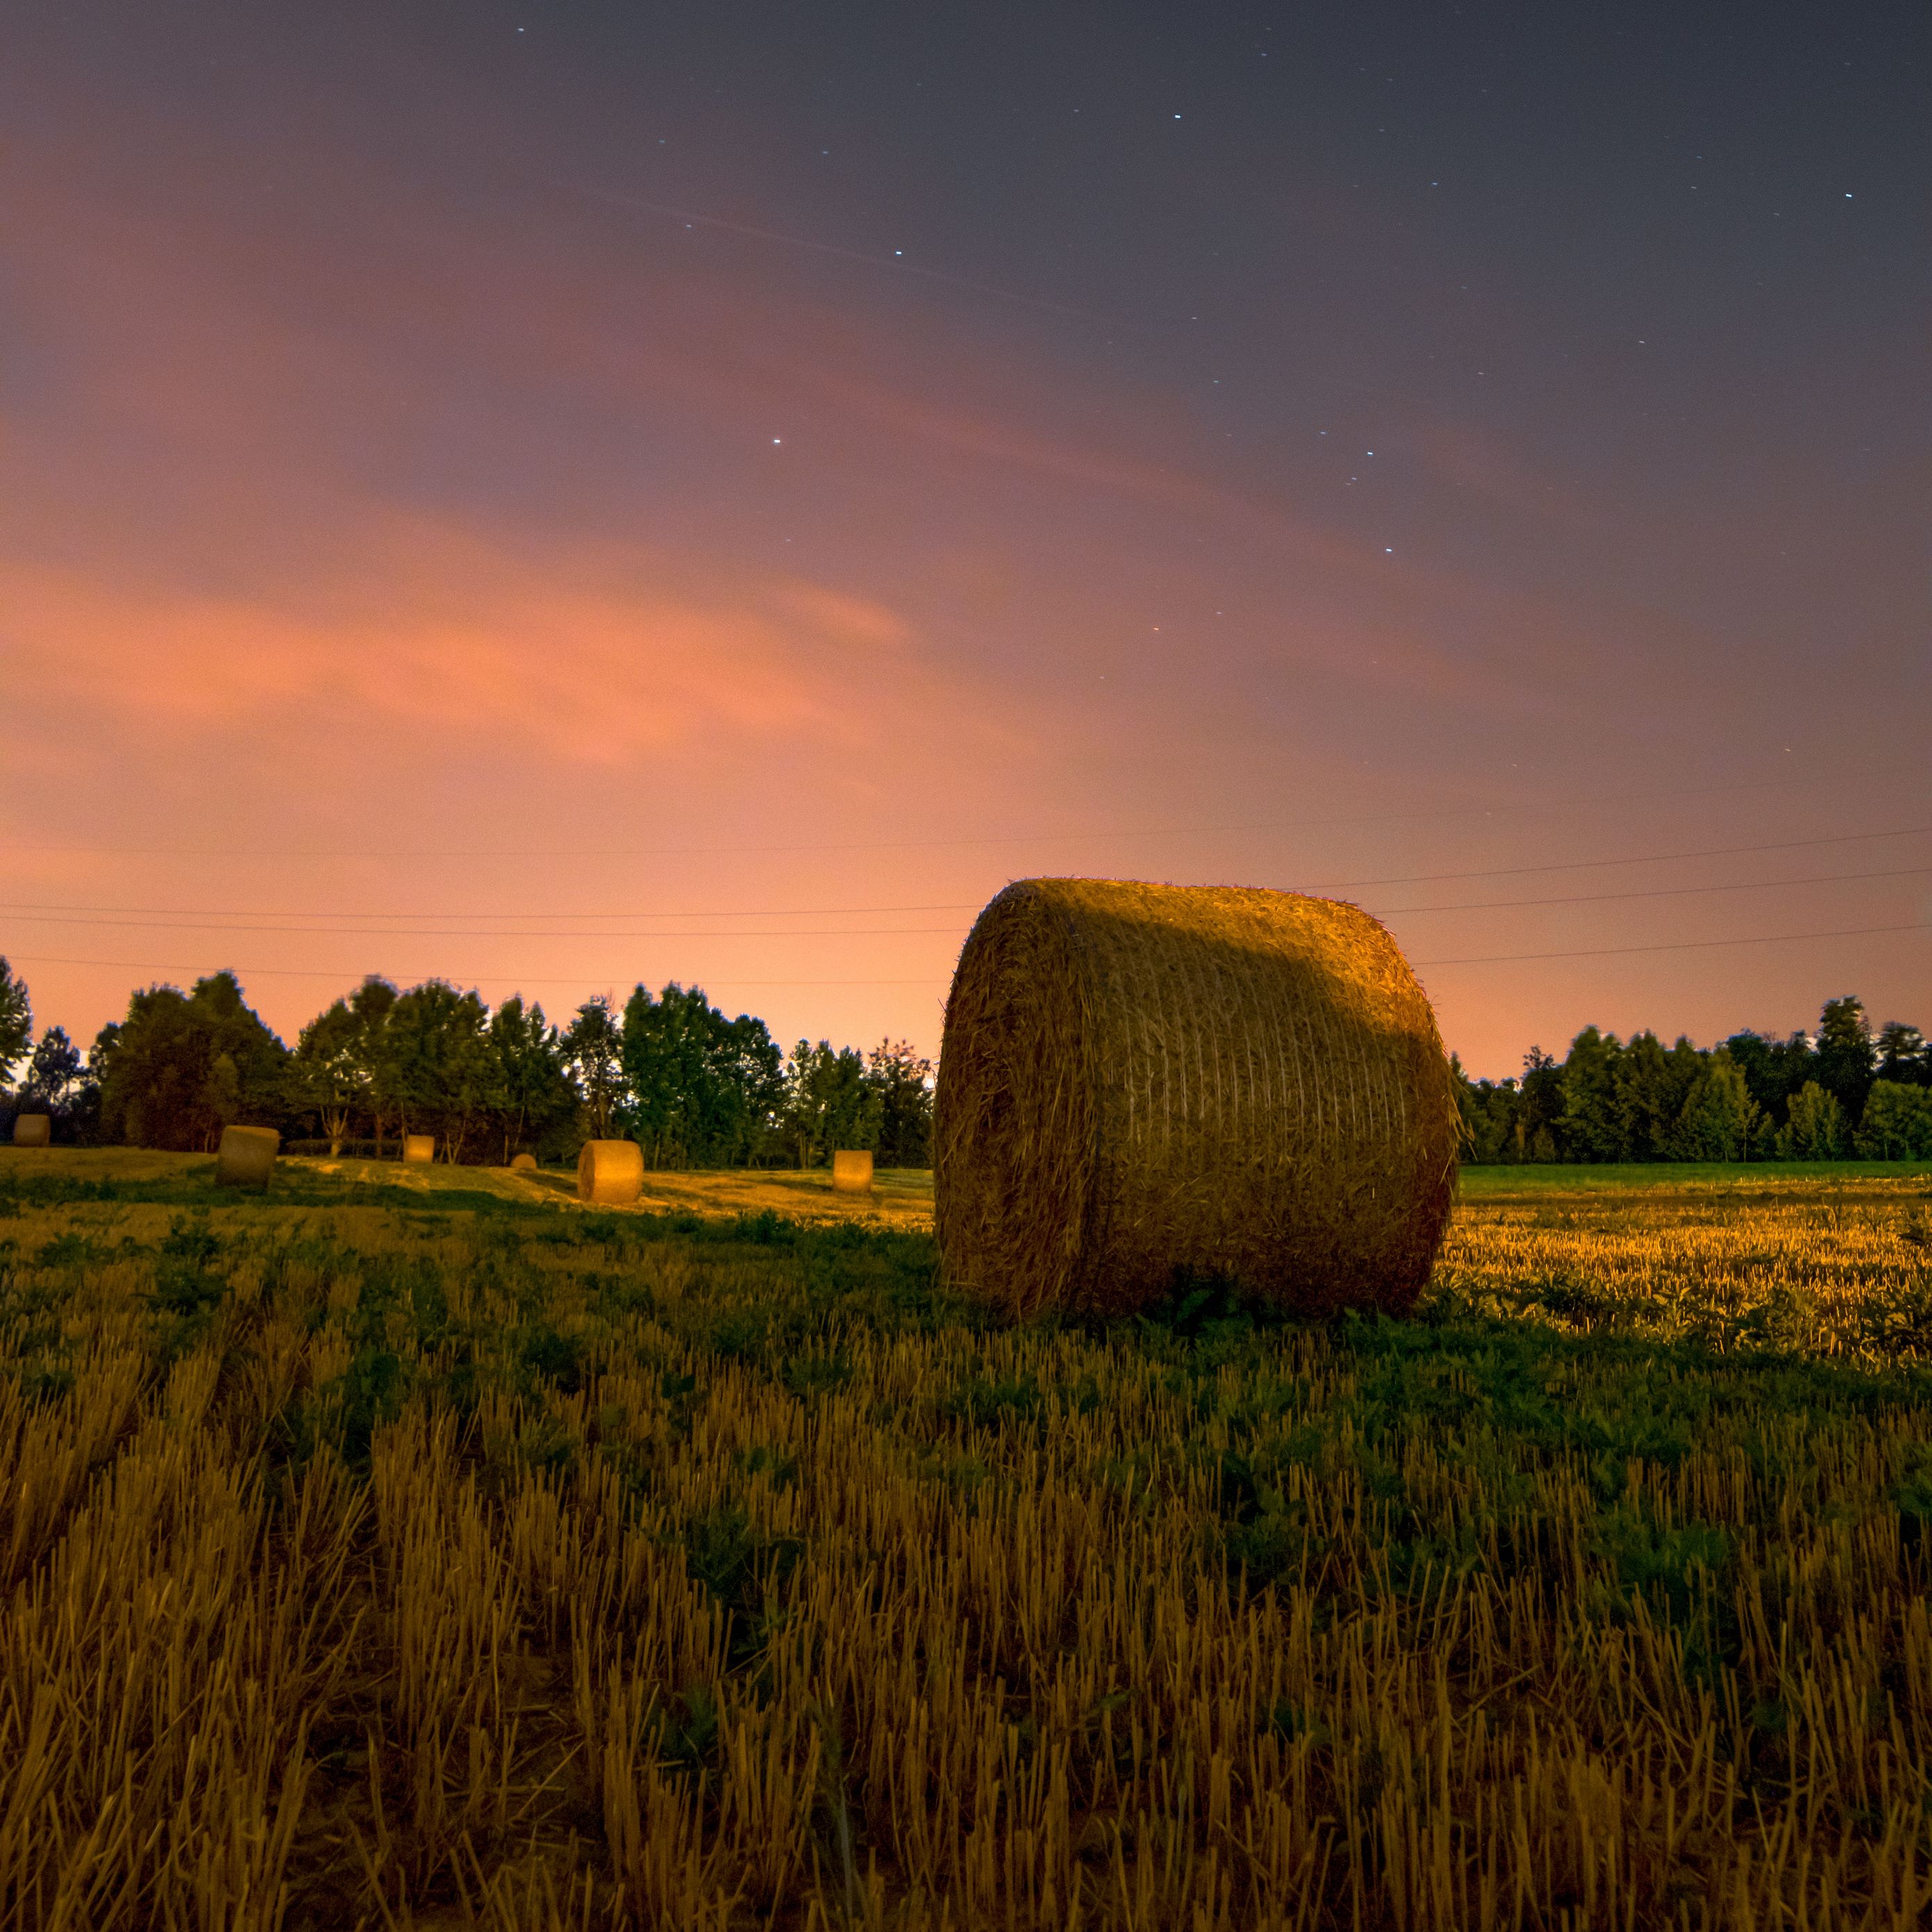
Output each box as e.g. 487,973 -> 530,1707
1,1154 -> 1930,1929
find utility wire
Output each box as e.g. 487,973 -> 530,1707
0,956 -> 940,987
1415,922 -> 1926,967
1309,824 -> 1932,892
6,919 -> 1923,990
3,826 -> 1927,928
0,863 -> 1926,942
0,765 -> 1916,862
1377,864 -> 1932,917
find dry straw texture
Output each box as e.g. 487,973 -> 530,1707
2,1168 -> 1929,1928
214,1124 -> 279,1190
509,1152 -> 539,1172
830,1149 -> 875,1194
10,1115 -> 51,1149
935,878 -> 1459,1319
402,1135 -> 436,1165
578,1138 -> 644,1205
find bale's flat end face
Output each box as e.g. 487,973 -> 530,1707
830,1149 -> 875,1193
578,1139 -> 644,1205
935,883 -> 1097,1318
402,1136 -> 436,1165
215,1124 -> 280,1190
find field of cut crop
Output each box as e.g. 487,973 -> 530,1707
3,1152 -> 1931,1929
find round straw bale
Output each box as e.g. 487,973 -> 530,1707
12,1113 -> 52,1148
215,1124 -> 280,1190
934,878 -> 1459,1320
510,1152 -> 539,1172
402,1134 -> 436,1165
830,1149 -> 875,1193
578,1138 -> 643,1205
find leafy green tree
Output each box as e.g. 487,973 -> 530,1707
1670,1048 -> 1763,1161
1855,1081 -> 1932,1159
290,997 -> 367,1155
1814,996 -> 1876,1127
99,972 -> 288,1149
867,1040 -> 935,1168
1775,1081 -> 1847,1161
485,995 -> 576,1163
1721,1031 -> 1782,1124
1519,1047 -> 1565,1159
1452,1061 -> 1522,1163
1558,1027 -> 1625,1163
621,983 -> 782,1167
20,1026 -> 82,1114
340,978 -> 400,1151
1875,1022 -> 1929,1087
0,958 -> 33,1089
1612,1032 -> 1677,1161
386,981 -> 493,1161
782,1040 -> 879,1168
86,1023 -> 122,1117
564,997 -> 626,1141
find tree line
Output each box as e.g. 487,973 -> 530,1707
1455,996 -> 1932,1163
6,958 -> 1928,1169
0,958 -> 933,1168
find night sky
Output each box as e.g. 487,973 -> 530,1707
3,1 -> 1926,1074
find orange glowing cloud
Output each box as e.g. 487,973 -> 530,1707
1,530 -> 1027,780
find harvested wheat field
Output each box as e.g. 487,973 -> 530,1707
3,1151 -> 1931,1928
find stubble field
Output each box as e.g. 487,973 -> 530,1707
2,1151 -> 1930,1929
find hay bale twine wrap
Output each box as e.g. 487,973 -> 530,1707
509,1152 -> 539,1172
830,1149 -> 875,1194
578,1138 -> 643,1205
11,1114 -> 52,1148
934,878 -> 1458,1320
401,1134 -> 436,1165
215,1124 -> 279,1190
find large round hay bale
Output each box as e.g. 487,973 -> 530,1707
578,1138 -> 643,1205
12,1114 -> 52,1148
934,878 -> 1459,1320
402,1134 -> 436,1165
215,1124 -> 280,1190
830,1149 -> 875,1194
510,1152 -> 539,1172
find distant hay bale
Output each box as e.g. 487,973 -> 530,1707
215,1124 -> 279,1190
934,878 -> 1459,1320
578,1139 -> 643,1205
510,1152 -> 539,1172
830,1149 -> 875,1193
402,1135 -> 436,1165
12,1114 -> 51,1148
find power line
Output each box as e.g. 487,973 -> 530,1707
1312,824 -> 1932,892
0,956 -> 941,988
0,898 -> 981,922
1,861 -> 1925,942
0,915 -> 968,941
7,917 -> 1922,991
0,766 -> 1913,862
1379,864 -> 1932,917
3,826 -> 1927,928
1415,922 -> 1926,967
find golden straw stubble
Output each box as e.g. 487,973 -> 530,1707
935,878 -> 1459,1319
